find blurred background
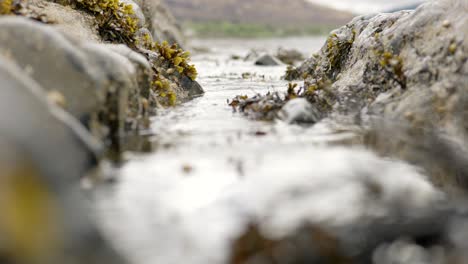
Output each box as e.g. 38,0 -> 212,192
163,0 -> 426,38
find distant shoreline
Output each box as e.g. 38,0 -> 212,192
184,22 -> 337,38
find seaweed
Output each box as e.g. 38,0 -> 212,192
142,39 -> 198,81
324,28 -> 355,80
152,77 -> 177,106
74,0 -> 138,43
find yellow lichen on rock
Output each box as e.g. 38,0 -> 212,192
0,0 -> 13,15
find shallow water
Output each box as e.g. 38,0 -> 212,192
94,37 -> 442,264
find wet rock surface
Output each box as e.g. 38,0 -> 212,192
288,0 -> 468,136
241,0 -> 468,193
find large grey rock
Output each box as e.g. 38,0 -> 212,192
291,0 -> 468,135
0,55 -> 128,264
27,0 -> 101,42
0,16 -> 106,124
0,55 -> 100,182
79,43 -> 133,137
286,0 -> 468,192
106,44 -> 152,99
0,17 -> 154,139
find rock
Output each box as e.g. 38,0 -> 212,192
292,0 -> 468,130
0,16 -> 105,125
106,44 -> 152,99
278,98 -> 321,124
0,54 -> 128,264
286,0 -> 468,192
254,54 -> 283,66
0,54 -> 100,182
137,0 -> 187,47
225,146 -> 460,264
276,48 -> 304,65
0,139 -> 129,264
0,17 -> 157,139
79,43 -> 134,137
106,44 -> 153,127
26,0 -> 101,42
180,75 -> 205,98
231,209 -> 461,264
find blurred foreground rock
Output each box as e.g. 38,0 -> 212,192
226,146 -> 468,264
0,55 -> 127,264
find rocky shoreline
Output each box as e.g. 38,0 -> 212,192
0,0 -> 204,161
1,0 -> 468,263
0,0 -> 202,262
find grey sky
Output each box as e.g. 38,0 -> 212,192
306,0 -> 425,13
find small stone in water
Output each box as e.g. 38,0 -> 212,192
278,98 -> 321,124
